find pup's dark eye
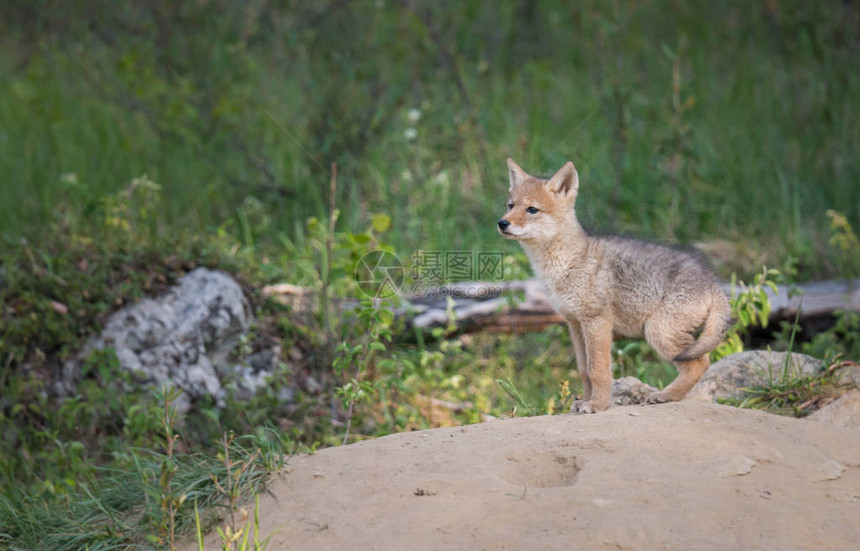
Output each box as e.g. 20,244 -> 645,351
526,206 -> 539,214
507,203 -> 514,210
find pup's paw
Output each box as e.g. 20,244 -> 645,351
572,400 -> 607,414
577,402 -> 596,414
645,390 -> 678,404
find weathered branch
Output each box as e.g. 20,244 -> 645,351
263,278 -> 860,335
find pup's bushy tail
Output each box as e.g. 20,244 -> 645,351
674,295 -> 732,362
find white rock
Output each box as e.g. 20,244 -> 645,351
61,267 -> 253,407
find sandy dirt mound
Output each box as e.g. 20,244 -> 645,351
191,402 -> 860,550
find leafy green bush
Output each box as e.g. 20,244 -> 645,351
713,267 -> 781,361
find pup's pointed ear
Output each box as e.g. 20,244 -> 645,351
546,161 -> 579,199
507,158 -> 527,190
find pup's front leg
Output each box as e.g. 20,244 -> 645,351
574,317 -> 613,414
568,321 -> 591,413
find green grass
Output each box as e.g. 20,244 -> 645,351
341,326 -> 679,434
0,1 -> 858,279
718,360 -> 852,417
0,420 -> 290,550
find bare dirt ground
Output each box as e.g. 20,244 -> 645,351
189,401 -> 860,550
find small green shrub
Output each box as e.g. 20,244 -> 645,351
713,267 -> 781,361
827,210 -> 860,277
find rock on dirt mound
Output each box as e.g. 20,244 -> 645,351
687,350 -> 826,403
188,401 -> 860,550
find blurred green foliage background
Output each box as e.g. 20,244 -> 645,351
1,0 -> 857,279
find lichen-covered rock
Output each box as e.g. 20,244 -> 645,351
61,267 -> 253,408
687,351 -> 825,403
611,376 -> 658,405
229,346 -> 282,401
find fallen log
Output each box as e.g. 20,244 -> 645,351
263,278 -> 860,335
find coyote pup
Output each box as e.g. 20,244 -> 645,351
498,159 -> 731,413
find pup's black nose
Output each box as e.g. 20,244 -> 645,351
498,220 -> 510,230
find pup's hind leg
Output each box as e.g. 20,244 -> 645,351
643,318 -> 710,404
647,355 -> 710,403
